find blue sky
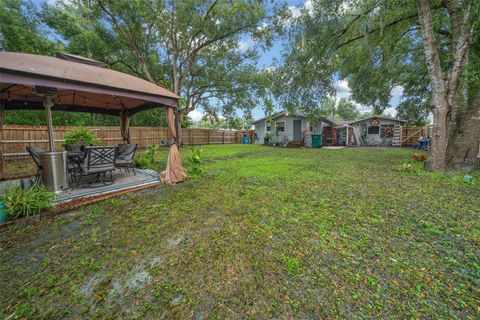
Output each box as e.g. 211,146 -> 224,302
32,0 -> 403,122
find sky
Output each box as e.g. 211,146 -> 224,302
33,0 -> 403,122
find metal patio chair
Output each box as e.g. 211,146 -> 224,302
76,146 -> 116,187
26,146 -> 45,184
65,144 -> 86,183
115,144 -> 137,174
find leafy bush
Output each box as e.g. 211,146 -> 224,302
1,186 -> 55,219
186,148 -> 204,175
144,145 -> 161,164
135,145 -> 161,169
63,127 -> 101,147
401,161 -> 413,173
134,155 -> 150,169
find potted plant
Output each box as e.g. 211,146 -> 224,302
63,127 -> 101,149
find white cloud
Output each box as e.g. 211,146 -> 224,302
288,6 -> 302,19
286,0 -> 314,25
257,21 -> 269,32
383,107 -> 398,117
304,0 -> 313,14
47,0 -> 72,5
332,80 -> 371,114
332,80 -> 402,116
237,37 -> 255,53
262,66 -> 276,73
391,85 -> 404,98
188,109 -> 204,122
238,41 -> 251,52
334,80 -> 352,99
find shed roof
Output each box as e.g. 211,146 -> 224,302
0,52 -> 179,115
343,115 -> 407,125
253,111 -> 334,125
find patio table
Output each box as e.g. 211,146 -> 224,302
66,151 -> 85,181
66,151 -> 85,165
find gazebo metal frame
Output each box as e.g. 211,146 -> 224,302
0,52 -> 186,183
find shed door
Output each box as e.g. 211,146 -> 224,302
293,119 -> 302,141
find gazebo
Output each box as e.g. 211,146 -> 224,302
0,52 -> 186,184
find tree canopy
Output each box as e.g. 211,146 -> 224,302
275,0 -> 479,170
0,0 -> 276,126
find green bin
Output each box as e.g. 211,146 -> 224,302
311,134 -> 323,148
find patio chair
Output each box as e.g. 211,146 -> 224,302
115,144 -> 137,174
65,144 -> 87,182
26,146 -> 45,184
77,146 -> 116,186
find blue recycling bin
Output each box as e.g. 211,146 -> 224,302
242,134 -> 250,144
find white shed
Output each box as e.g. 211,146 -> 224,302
253,112 -> 333,147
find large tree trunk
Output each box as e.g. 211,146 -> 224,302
416,0 -> 449,171
429,103 -> 449,171
446,92 -> 480,170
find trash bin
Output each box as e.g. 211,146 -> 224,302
311,133 -> 323,148
242,134 -> 250,144
40,151 -> 71,194
0,201 -> 8,222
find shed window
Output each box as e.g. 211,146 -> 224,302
276,121 -> 285,132
367,126 -> 380,134
266,124 -> 271,132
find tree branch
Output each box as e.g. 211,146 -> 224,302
446,1 -> 473,107
336,12 -> 419,49
97,1 -> 155,83
416,0 -> 447,108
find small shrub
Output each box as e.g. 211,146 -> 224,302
134,155 -> 150,169
135,145 -> 161,170
186,148 -> 204,175
1,185 -> 55,219
63,127 -> 101,147
401,161 -> 413,173
264,132 -> 272,145
144,145 -> 161,164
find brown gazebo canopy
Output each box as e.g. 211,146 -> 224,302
0,52 -> 186,183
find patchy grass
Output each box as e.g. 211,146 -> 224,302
1,145 -> 479,319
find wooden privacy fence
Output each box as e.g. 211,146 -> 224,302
1,125 -> 254,160
400,126 -> 433,146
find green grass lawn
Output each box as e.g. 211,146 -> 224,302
1,145 -> 479,319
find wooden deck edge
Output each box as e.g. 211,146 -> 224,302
0,181 -> 161,229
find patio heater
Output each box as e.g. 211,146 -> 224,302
35,86 -> 71,194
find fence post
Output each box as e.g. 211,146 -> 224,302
189,129 -> 193,145
222,131 -> 225,144
207,129 -> 210,144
